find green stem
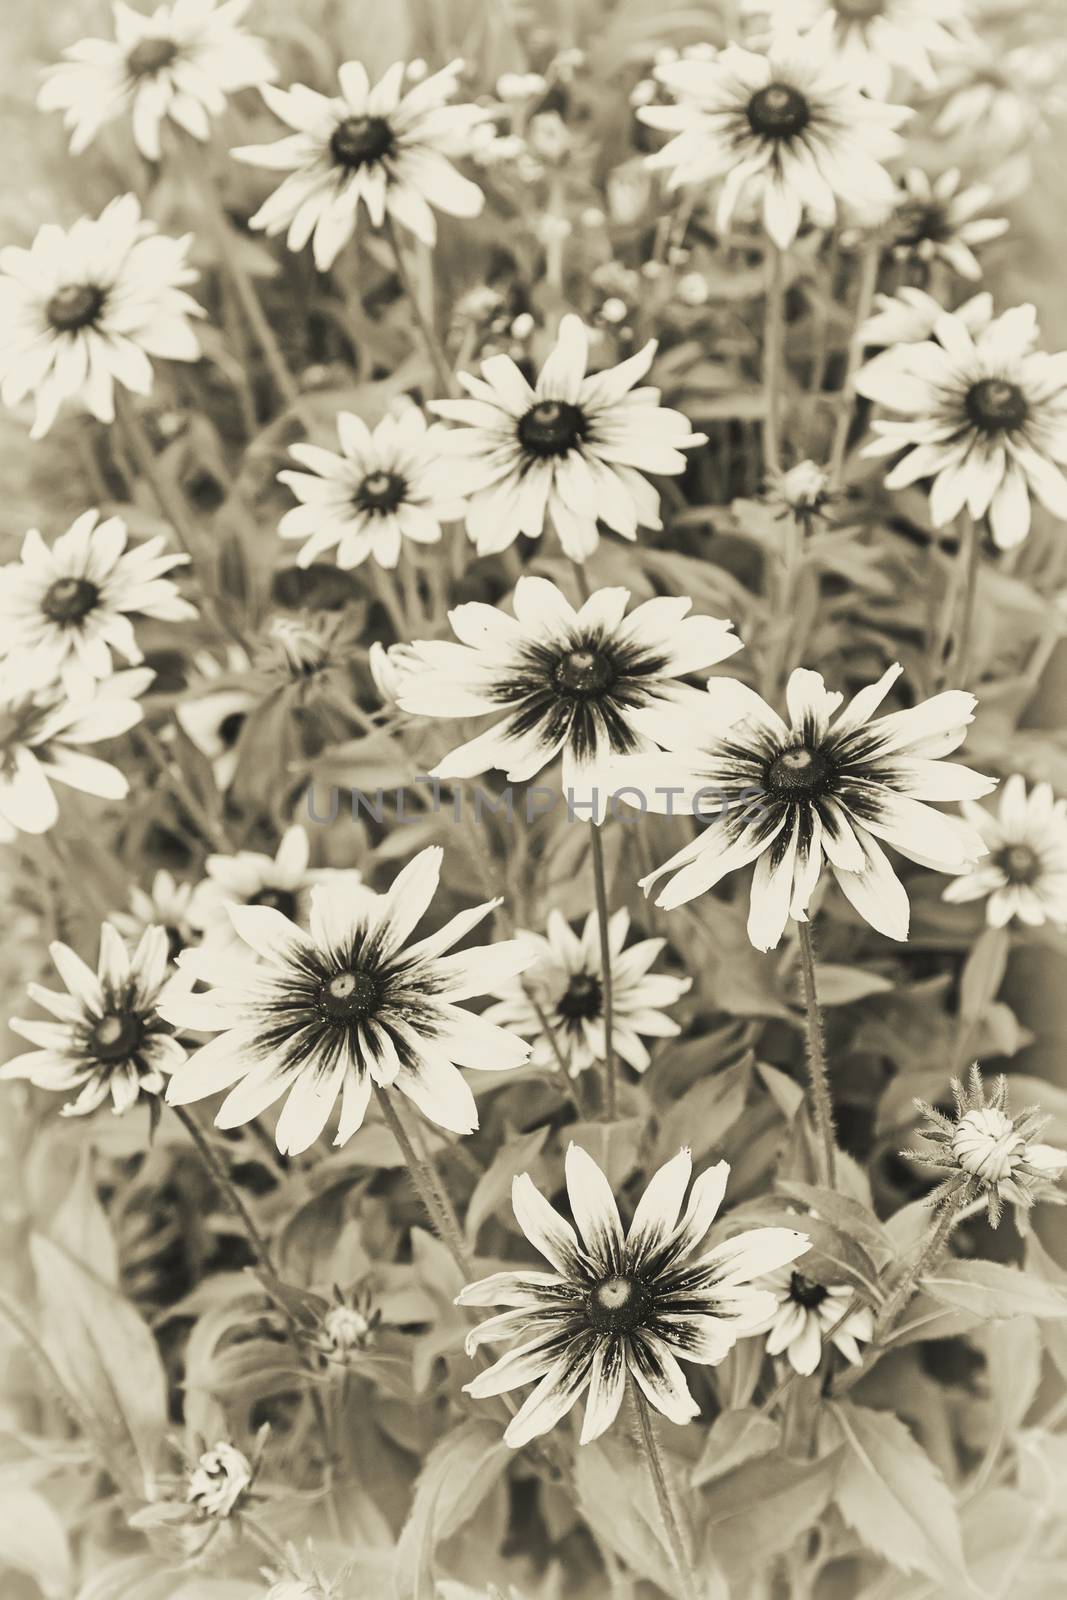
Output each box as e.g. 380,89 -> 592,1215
874,1201 -> 960,1340
762,245 -> 786,478
589,822 -> 618,1122
632,1386 -> 698,1600
943,512 -> 980,688
796,921 -> 837,1189
373,1083 -> 473,1278
113,388 -> 199,563
171,1103 -> 276,1272
137,724 -> 231,853
383,216 -> 456,397
827,243 -> 879,489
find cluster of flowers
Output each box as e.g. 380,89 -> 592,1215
4,0 -> 1067,1594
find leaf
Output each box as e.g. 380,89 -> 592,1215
828,1401 -> 968,1584
49,1147 -> 118,1285
0,1486 -> 71,1598
697,1449 -> 840,1582
29,1234 -> 168,1488
464,1127 -> 549,1246
975,1316 -> 1042,1434
776,1181 -> 892,1264
958,926 -> 1010,1021
566,1117 -> 643,1189
813,965 -> 894,1006
691,1407 -> 781,1488
653,1060 -> 749,1165
756,1060 -> 805,1120
393,1419 -> 511,1600
923,1259 -> 1067,1321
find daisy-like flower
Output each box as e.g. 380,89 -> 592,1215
0,668 -> 151,840
187,824 -> 353,947
232,59 -> 488,270
0,510 -> 195,699
942,774 -> 1067,929
0,194 -> 202,439
637,22 -> 910,250
1,925 -> 187,1116
458,1144 -> 810,1447
856,302 -> 1067,550
160,847 -> 533,1155
861,287 -> 994,351
186,1441 -> 254,1519
888,169 -> 1008,283
483,909 -> 689,1078
751,1267 -> 874,1376
934,44 -> 1067,155
111,868 -> 196,958
277,407 -> 464,570
904,1065 -> 1067,1228
174,644 -> 255,791
610,664 -> 993,951
394,575 -> 742,821
428,315 -> 706,561
37,0 -> 277,163
742,0 -> 968,100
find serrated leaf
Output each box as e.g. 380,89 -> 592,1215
697,1449 -> 840,1581
691,1407 -> 781,1488
393,1419 -> 510,1600
923,1259 -> 1067,1321
29,1234 -> 167,1489
828,1401 -> 968,1584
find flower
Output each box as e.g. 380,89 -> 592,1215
186,1441 -> 253,1519
856,303 -> 1067,550
638,23 -> 909,250
428,315 -> 706,561
277,407 -> 464,570
1,925 -> 187,1116
483,908 -> 689,1077
942,774 -> 1067,929
0,668 -> 151,839
888,169 -> 1008,282
187,825 -> 353,948
904,1065 -> 1067,1227
0,510 -> 195,698
161,847 -> 533,1154
934,44 -> 1067,155
111,869 -> 196,957
37,0 -> 277,163
174,645 -> 256,792
861,287 -> 995,350
458,1143 -> 810,1447
0,194 -> 202,438
611,663 -> 993,950
765,460 -> 835,532
742,0 -> 969,100
395,575 -> 742,821
318,1290 -> 380,1361
232,59 -> 488,270
368,640 -> 419,706
751,1267 -> 873,1375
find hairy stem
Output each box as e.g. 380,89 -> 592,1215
762,245 -> 786,478
589,821 -> 619,1122
633,1386 -> 698,1600
874,1200 -> 961,1340
373,1083 -> 473,1278
796,921 -> 837,1189
827,244 -> 879,489
171,1103 -> 277,1272
384,216 -> 457,397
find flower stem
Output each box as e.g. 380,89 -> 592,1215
136,723 -> 232,853
632,1385 -> 698,1600
113,388 -> 199,563
372,1084 -> 473,1278
178,138 -> 300,413
171,1103 -> 277,1273
383,217 -> 457,397
827,243 -> 879,489
762,245 -> 786,477
942,511 -> 980,688
796,921 -> 837,1189
589,821 -> 618,1122
874,1200 -> 961,1340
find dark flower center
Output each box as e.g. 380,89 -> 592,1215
996,843 -> 1041,885
90,1011 -> 144,1063
586,1274 -> 651,1334
42,576 -> 99,625
789,1272 -> 829,1310
126,36 -> 180,77
894,202 -> 949,247
556,970 -> 603,1023
766,744 -> 834,797
249,887 -> 300,919
747,83 -> 811,140
834,0 -> 884,18
356,470 -> 407,513
517,400 -> 587,458
965,378 -> 1028,434
319,968 -> 383,1023
330,115 -> 395,169
47,283 -> 106,333
218,712 -> 246,749
555,647 -> 615,696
